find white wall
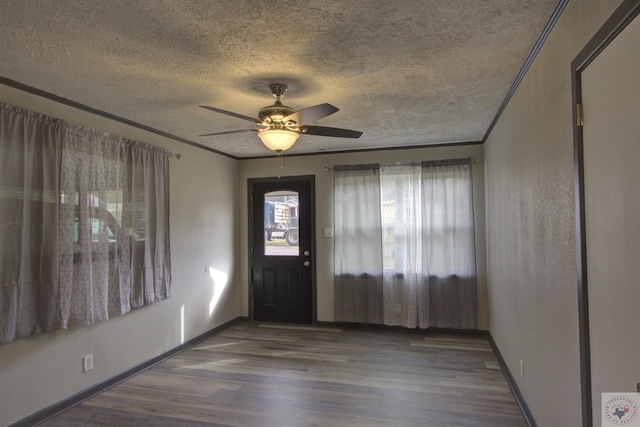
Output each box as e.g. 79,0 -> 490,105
483,1 -> 623,426
238,144 -> 488,329
0,84 -> 241,426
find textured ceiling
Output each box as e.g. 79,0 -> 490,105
0,0 -> 560,158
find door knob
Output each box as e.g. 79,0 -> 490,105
304,261 -> 310,267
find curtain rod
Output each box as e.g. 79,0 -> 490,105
325,158 -> 481,170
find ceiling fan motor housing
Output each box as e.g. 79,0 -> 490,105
258,102 -> 297,126
258,83 -> 297,127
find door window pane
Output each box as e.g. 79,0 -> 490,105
264,191 -> 299,256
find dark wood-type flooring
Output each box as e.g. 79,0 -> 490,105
40,322 -> 526,427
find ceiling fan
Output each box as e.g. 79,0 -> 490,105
199,83 -> 362,153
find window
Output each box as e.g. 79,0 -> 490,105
334,159 -> 477,329
264,191 -> 299,256
0,102 -> 171,345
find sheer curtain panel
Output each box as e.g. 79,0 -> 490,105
59,127 -> 131,327
333,165 -> 383,324
380,163 -> 427,328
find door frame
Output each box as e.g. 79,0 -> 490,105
572,2 -> 640,426
247,175 -> 317,323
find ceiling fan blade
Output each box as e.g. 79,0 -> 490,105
198,129 -> 258,137
199,105 -> 260,123
300,125 -> 363,139
284,103 -> 339,125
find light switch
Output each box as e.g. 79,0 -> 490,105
323,227 -> 333,238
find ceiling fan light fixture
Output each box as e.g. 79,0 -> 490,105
199,82 -> 362,153
257,129 -> 299,153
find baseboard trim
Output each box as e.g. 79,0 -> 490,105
10,316 -> 247,427
488,334 -> 539,427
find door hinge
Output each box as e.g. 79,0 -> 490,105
576,103 -> 584,127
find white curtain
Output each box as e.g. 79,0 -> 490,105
380,163 -> 427,328
59,127 -> 131,327
422,159 -> 476,328
333,164 -> 383,324
0,104 -> 63,344
0,102 -> 171,344
59,131 -> 171,327
334,159 -> 477,329
128,143 -> 171,308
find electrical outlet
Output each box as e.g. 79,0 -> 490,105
83,354 -> 93,372
520,359 -> 524,379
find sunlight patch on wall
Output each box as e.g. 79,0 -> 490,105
207,266 -> 229,316
180,304 -> 185,344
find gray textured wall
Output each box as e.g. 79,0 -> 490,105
484,1 -> 624,425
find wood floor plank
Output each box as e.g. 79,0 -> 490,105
40,322 -> 526,427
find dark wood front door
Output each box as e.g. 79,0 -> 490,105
249,176 -> 315,324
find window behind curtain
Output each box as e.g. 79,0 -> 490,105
334,158 -> 477,329
0,102 -> 171,344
